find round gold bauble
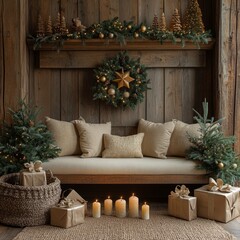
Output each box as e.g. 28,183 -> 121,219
109,33 -> 114,39
233,163 -> 238,169
100,76 -> 107,82
218,162 -> 224,169
134,32 -> 139,38
127,24 -> 132,30
108,88 -> 115,96
141,25 -> 147,32
99,32 -> 105,39
123,91 -> 130,98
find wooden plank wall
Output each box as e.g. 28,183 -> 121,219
217,0 -> 240,153
25,0 -> 215,136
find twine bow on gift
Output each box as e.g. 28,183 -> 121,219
24,160 -> 43,172
207,178 -> 232,192
170,185 -> 190,198
58,198 -> 75,208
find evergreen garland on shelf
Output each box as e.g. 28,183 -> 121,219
29,16 -> 212,50
93,51 -> 150,110
0,100 -> 60,175
187,100 -> 240,185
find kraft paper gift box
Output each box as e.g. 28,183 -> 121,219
194,185 -> 240,223
51,203 -> 85,228
20,170 -> 47,186
168,195 -> 197,221
63,189 -> 88,215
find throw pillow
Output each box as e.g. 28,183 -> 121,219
137,119 -> 175,158
74,120 -> 111,157
102,133 -> 144,158
167,120 -> 200,157
45,117 -> 81,156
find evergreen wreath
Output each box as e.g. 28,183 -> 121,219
93,52 -> 150,110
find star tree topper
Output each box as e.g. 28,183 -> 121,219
113,69 -> 135,89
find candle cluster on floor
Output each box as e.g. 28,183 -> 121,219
91,193 -> 150,220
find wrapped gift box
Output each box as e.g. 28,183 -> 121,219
51,203 -> 85,228
64,189 -> 88,215
168,195 -> 197,221
20,170 -> 47,186
194,185 -> 240,223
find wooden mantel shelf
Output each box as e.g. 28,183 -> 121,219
28,39 -> 215,69
28,39 -> 214,51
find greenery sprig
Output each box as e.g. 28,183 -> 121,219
187,100 -> 240,185
93,51 -> 150,110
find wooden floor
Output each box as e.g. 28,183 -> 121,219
0,204 -> 240,240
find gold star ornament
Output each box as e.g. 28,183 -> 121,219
113,70 -> 135,89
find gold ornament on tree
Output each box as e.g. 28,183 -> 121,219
159,13 -> 167,32
100,76 -> 107,82
113,70 -> 135,89
99,32 -> 105,39
218,162 -> 224,169
36,15 -> 45,37
46,16 -> 53,35
108,88 -> 115,96
134,32 -> 139,38
140,25 -> 147,33
182,0 -> 205,34
170,9 -> 182,32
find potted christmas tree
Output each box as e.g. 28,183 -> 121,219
187,100 -> 240,185
0,100 -> 60,175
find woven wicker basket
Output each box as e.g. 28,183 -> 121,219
0,171 -> 61,227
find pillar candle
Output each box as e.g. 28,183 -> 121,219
104,196 -> 113,215
92,199 -> 101,218
129,193 -> 139,218
141,202 -> 150,220
115,196 -> 126,218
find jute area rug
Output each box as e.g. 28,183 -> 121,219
13,209 -> 235,240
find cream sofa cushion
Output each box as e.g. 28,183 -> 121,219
45,117 -> 81,156
137,119 -> 175,158
74,120 -> 111,157
102,133 -> 144,158
167,120 -> 200,157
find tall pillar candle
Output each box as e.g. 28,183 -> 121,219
115,196 -> 126,218
141,202 -> 150,220
92,199 -> 101,218
104,196 -> 113,216
129,193 -> 139,218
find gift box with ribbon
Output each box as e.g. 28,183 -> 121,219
194,178 -> 240,223
19,161 -> 47,186
62,189 -> 88,216
168,185 -> 197,221
50,198 -> 85,228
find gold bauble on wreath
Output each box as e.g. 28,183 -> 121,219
134,32 -> 139,38
218,162 -> 224,169
123,91 -> 130,98
233,163 -> 238,169
100,76 -> 107,82
108,88 -> 115,96
127,24 -> 132,30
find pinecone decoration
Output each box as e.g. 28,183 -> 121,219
60,15 -> 69,35
152,14 -> 159,30
46,16 -> 53,35
159,13 -> 167,32
36,15 -> 45,37
182,0 -> 205,34
53,12 -> 61,33
170,9 -> 182,33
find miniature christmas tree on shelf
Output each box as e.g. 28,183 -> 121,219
170,9 -> 182,33
182,0 -> 205,34
187,100 -> 240,185
36,15 -> 45,37
0,100 -> 60,175
46,16 -> 53,35
159,13 -> 167,32
152,14 -> 159,30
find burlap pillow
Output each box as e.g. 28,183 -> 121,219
45,117 -> 81,157
102,133 -> 144,158
167,120 -> 200,157
137,119 -> 175,158
74,120 -> 111,157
